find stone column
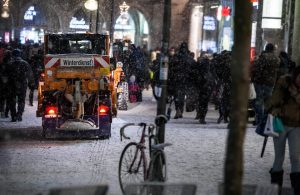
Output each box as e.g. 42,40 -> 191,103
292,0 -> 300,65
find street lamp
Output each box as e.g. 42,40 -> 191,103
84,0 -> 98,32
84,0 -> 98,11
1,0 -> 10,18
1,9 -> 9,18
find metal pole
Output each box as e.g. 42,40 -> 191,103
89,11 -> 93,32
95,0 -> 100,33
151,0 -> 171,182
157,0 -> 171,144
110,0 -> 115,41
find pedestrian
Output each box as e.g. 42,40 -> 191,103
128,44 -> 145,102
128,74 -> 139,103
0,48 -> 11,118
278,51 -> 296,78
266,65 -> 300,195
194,52 -> 214,124
217,50 -> 232,123
251,43 -> 280,126
6,49 -> 34,122
28,54 -> 43,106
169,42 -> 195,119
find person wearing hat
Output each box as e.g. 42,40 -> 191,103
266,65 -> 300,195
251,43 -> 280,126
6,49 -> 34,122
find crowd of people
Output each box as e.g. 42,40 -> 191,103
0,42 -> 44,122
0,38 -> 299,193
150,42 -> 233,124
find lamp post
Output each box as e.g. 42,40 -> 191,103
110,0 -> 115,41
84,0 -> 98,32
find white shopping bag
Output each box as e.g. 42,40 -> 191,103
263,114 -> 279,137
249,83 -> 256,100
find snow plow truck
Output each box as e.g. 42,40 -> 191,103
36,33 -> 117,139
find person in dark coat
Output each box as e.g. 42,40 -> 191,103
278,51 -> 296,78
128,44 -> 145,102
252,43 -> 279,126
6,49 -> 34,122
217,50 -> 232,123
169,42 -> 195,119
28,54 -> 44,106
194,53 -> 215,124
0,49 -> 12,118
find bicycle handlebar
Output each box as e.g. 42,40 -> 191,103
120,123 -> 155,141
120,115 -> 168,142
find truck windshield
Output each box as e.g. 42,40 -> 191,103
46,34 -> 107,55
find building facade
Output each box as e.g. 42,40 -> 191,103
1,0 -> 300,64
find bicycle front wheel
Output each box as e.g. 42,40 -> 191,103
148,150 -> 167,182
118,142 -> 146,193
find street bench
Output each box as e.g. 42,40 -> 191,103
219,183 -> 293,195
124,183 -> 197,195
48,185 -> 108,195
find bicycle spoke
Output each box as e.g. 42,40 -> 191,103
119,143 -> 146,193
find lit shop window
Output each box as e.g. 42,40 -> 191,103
24,6 -> 37,21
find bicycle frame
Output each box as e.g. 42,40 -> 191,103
126,124 -> 148,180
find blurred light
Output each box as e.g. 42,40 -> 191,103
221,6 -> 231,17
119,1 -> 130,14
217,6 -> 222,21
98,105 -> 109,115
210,5 -> 219,9
195,5 -> 203,8
1,10 -> 9,18
84,0 -> 98,11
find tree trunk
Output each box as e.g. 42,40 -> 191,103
292,0 -> 300,65
224,0 -> 252,195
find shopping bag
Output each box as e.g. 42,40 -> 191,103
249,83 -> 256,100
263,114 -> 279,137
273,117 -> 284,133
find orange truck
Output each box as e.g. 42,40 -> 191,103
36,33 -> 117,139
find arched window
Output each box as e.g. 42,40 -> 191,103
114,12 -> 135,42
21,5 -> 46,44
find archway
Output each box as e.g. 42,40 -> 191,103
114,8 -> 149,47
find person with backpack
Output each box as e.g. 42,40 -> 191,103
266,66 -> 300,195
6,49 -> 34,122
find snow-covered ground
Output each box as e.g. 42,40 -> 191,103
0,89 -> 292,195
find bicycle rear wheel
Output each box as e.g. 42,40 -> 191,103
147,150 -> 167,181
119,142 -> 146,193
